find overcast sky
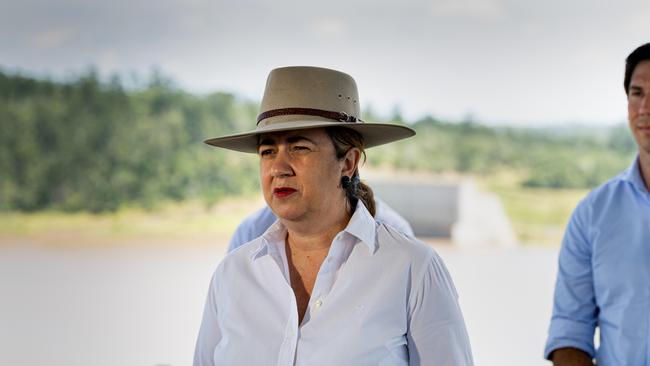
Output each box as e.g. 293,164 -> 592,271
2,0 -> 649,126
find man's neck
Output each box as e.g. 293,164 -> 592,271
638,149 -> 650,192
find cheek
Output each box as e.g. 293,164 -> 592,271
314,161 -> 344,190
259,162 -> 272,190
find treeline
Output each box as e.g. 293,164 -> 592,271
1,70 -> 260,212
0,70 -> 637,212
369,116 -> 636,188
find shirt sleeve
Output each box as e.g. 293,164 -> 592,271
227,207 -> 278,253
227,220 -> 252,253
193,269 -> 222,366
407,251 -> 474,365
374,197 -> 415,237
544,202 -> 597,360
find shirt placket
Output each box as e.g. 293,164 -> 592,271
307,258 -> 334,319
293,234 -> 350,365
288,259 -> 332,361
308,234 -> 348,321
263,240 -> 301,366
277,294 -> 300,366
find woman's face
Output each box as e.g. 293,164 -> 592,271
257,128 -> 352,223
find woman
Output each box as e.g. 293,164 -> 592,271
194,66 -> 473,365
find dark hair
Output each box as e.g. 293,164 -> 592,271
325,127 -> 376,217
624,43 -> 650,95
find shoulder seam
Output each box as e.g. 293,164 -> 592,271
406,243 -> 437,311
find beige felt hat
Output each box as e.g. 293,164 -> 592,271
204,66 -> 416,153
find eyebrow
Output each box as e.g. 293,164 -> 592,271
630,85 -> 644,92
287,135 -> 315,144
257,137 -> 275,147
257,135 -> 316,146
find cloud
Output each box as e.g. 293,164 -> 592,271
98,49 -> 119,71
430,0 -> 507,20
28,27 -> 76,49
311,17 -> 347,38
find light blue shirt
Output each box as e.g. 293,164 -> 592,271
545,156 -> 650,365
228,197 -> 415,252
195,202 -> 473,366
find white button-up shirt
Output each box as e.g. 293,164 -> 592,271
194,203 -> 473,366
227,197 -> 415,253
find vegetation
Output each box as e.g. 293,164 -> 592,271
0,197 -> 263,247
0,69 -> 638,218
1,69 -> 260,212
369,117 -> 636,187
481,173 -> 590,245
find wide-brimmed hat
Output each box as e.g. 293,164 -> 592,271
204,66 -> 416,153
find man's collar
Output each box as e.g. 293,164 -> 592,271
249,201 -> 378,261
621,155 -> 649,193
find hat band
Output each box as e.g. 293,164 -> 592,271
257,108 -> 362,125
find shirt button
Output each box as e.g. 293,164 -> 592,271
314,299 -> 323,308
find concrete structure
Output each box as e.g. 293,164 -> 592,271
365,171 -> 517,247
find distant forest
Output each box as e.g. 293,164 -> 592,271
0,69 -> 638,212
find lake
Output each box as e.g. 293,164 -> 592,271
0,240 -> 558,365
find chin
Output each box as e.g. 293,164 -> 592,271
270,205 -> 306,222
640,145 -> 650,157
634,134 -> 650,153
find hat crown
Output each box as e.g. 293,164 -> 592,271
259,66 -> 361,126
203,65 -> 415,153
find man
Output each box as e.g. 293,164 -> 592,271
545,43 -> 650,365
228,197 -> 414,252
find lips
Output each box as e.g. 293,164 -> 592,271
273,187 -> 297,198
637,125 -> 650,134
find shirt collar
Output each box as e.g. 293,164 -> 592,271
250,201 -> 378,261
250,219 -> 287,261
620,155 -> 649,193
342,201 -> 378,255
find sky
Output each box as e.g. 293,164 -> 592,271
2,0 -> 650,126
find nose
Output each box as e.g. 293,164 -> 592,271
270,148 -> 293,178
640,94 -> 650,116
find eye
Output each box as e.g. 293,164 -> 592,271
630,88 -> 644,97
258,148 -> 274,157
291,145 -> 310,153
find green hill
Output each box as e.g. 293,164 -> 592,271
0,69 -> 637,213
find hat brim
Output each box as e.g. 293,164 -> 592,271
204,120 -> 416,153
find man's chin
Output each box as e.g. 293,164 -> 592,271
640,145 -> 650,157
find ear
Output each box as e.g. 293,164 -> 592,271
340,147 -> 361,177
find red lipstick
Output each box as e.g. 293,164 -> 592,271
273,187 -> 297,198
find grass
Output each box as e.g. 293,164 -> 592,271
480,172 -> 589,246
0,196 -> 265,247
0,173 -> 591,247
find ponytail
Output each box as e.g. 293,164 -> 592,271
328,127 -> 376,217
355,178 -> 376,216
